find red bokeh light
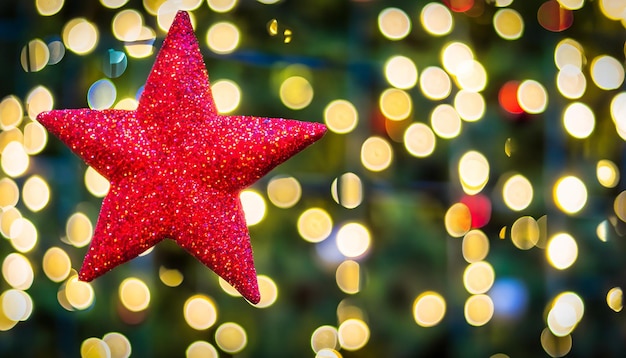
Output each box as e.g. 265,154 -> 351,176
537,0 -> 574,32
460,194 -> 492,229
443,0 -> 475,12
498,81 -> 524,115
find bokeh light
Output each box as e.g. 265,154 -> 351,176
547,292 -> 584,337
379,88 -> 412,121
384,56 -> 418,89
464,294 -> 494,326
420,66 -> 452,100
158,266 -> 183,287
206,22 -> 240,54
458,150 -> 489,194
420,2 -> 454,36
537,0 -> 574,32
510,216 -> 539,250
81,337 -> 110,358
324,99 -> 358,134
36,0 -> 64,16
455,60 -> 488,92
555,39 -> 584,70
212,79 -> 241,114
27,85 -> 53,120
1,142 -> 29,178
42,247 -> 72,282
0,178 -> 19,209
590,55 -> 625,90
85,166 -> 110,197
331,172 -> 363,209
541,328 -> 572,357
431,104 -> 461,139
0,95 -> 23,130
10,217 -> 38,253
22,175 -> 50,212
378,8 -> 411,40
607,287 -> 623,312
413,291 -> 446,327
65,275 -> 95,310
597,159 -> 619,188
102,332 -> 132,358
215,322 -> 247,354
454,90 -> 485,122
184,294 -> 217,329
2,253 -> 34,290
119,277 -> 151,312
20,39 -> 50,72
338,318 -> 370,351
66,212 -> 93,248
124,26 -> 156,58
297,208 -> 333,243
517,79 -> 548,114
336,260 -> 360,294
311,325 -> 339,353
562,102 -> 594,138
336,222 -> 371,258
112,9 -> 144,42
280,76 -> 314,110
404,122 -> 436,158
208,0 -> 238,13
493,9 -> 524,40
88,79 -> 117,110
546,233 -> 578,270
186,341 -> 218,358
462,229 -> 489,263
463,261 -> 495,294
239,189 -> 266,226
557,64 -> 587,99
254,275 -> 278,308
23,121 -> 48,155
267,175 -> 301,208
441,42 -> 474,76
63,18 -> 99,55
445,203 -> 472,237
360,136 -> 393,172
502,174 -> 534,211
553,175 -> 587,214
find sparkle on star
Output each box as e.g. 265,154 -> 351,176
37,11 -> 326,304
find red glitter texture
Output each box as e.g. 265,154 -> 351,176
37,11 -> 327,304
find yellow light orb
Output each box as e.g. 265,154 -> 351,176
42,247 -> 72,283
337,318 -> 370,351
212,79 -> 241,114
547,233 -> 578,270
63,19 -> 99,55
65,275 -> 95,310
463,261 -> 495,294
557,0 -> 584,10
445,202 -> 472,238
103,332 -> 132,358
184,294 -> 218,330
23,121 -> 48,155
384,55 -> 418,89
267,176 -> 301,208
403,122 -> 436,158
112,9 -> 144,42
324,99 -> 358,134
124,26 -> 156,58
208,0 -> 238,13
2,253 -> 34,290
336,222 -> 371,258
186,341 -> 218,358
557,65 -> 587,99
279,76 -> 314,110
420,2 -> 453,36
541,328 -> 572,358
502,174 -> 533,211
493,9 -> 524,40
607,287 -> 623,312
517,80 -> 548,114
455,60 -> 488,92
9,217 -> 38,253
311,325 -> 339,353
215,322 -> 247,354
254,275 -> 278,308
554,39 -> 584,70
297,208 -> 332,243
331,172 -> 363,209
80,337 -> 111,358
0,95 -> 23,130
85,166 -> 110,198
562,102 -> 594,139
378,8 -> 411,40
22,175 -> 50,212
119,277 -> 150,312
553,176 -> 587,214
462,229 -> 489,263
441,42 -> 474,76
510,216 -> 539,250
464,294 -> 494,326
66,212 -> 93,248
36,0 -> 64,15
360,136 -> 393,172
26,85 -> 54,120
1,141 -> 29,178
420,66 -> 452,100
239,190 -> 266,226
206,22 -> 240,54
431,104 -> 461,139
0,178 -> 19,209
454,90 -> 485,122
379,88 -> 412,121
458,150 -> 489,194
336,260 -> 360,295
413,291 -> 446,327
590,55 -> 625,90
20,39 -> 50,72
596,159 -> 619,188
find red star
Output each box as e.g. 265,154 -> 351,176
37,11 -> 326,304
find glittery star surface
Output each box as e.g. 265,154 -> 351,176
37,11 -> 326,304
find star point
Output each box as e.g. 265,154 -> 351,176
37,11 -> 326,304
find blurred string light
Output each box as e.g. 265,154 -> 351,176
208,0 -> 238,13
537,0 -> 574,32
47,38 -> 66,65
218,277 -> 241,297
458,150 -> 489,195
267,175 -> 302,208
310,325 -> 339,353
379,88 -> 412,121
554,39 -> 585,70
9,217 -> 38,253
88,79 -> 117,110
454,59 -> 488,92
81,337 -> 110,358
112,9 -> 144,42
42,247 -> 72,282
331,172 -> 363,209
412,291 -> 446,327
493,9 -> 524,40
23,121 -> 48,155
546,233 -> 578,270
454,90 -> 485,122
489,278 -> 529,320
186,341 -> 218,358
0,178 -> 19,208
1,142 -> 29,178
26,85 -> 54,120
102,332 -> 132,358
596,159 -> 619,188
360,136 -> 393,172
431,104 -> 461,139
114,98 -> 139,110
403,122 -> 436,158
546,291 -> 584,337
557,65 -> 586,99
20,39 -> 50,72
101,0 -> 130,8
212,79 -> 242,114
384,56 -> 418,89
614,191 -> 626,222
562,102 -> 594,138
36,0 -> 64,15
464,294 -> 494,326
510,216 -> 539,250
119,277 -> 151,312
240,189 -> 266,226
253,275 -> 278,308
215,322 -> 247,354
0,95 -> 23,130
156,0 -> 199,30
606,287 -> 623,312
599,0 -> 626,20
65,212 -> 94,247
297,207 -> 332,243
125,26 -> 156,58
590,55 -> 625,90
420,66 -> 452,100
336,260 -> 360,294
0,208 -> 22,238
557,0 -> 584,10
441,42 -> 474,76
517,79 -> 548,114
85,166 -> 111,197
378,8 -> 411,40
420,2 -> 454,36
541,327 -> 572,357
184,294 -> 217,330
158,266 -> 184,287
463,261 -> 495,294
280,76 -> 314,110
62,18 -> 99,55
206,22 -> 240,54
502,173 -> 533,211
462,229 -> 489,263
336,222 -> 371,258
2,253 -> 34,290
324,99 -> 358,134
338,318 -> 370,351
65,274 -> 95,310
445,202 -> 472,237
553,175 -> 587,214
